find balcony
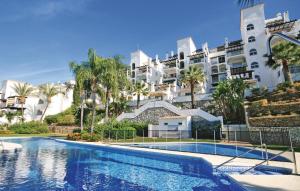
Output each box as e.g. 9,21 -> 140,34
227,49 -> 244,57
230,66 -> 247,75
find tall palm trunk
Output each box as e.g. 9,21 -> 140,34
190,82 -> 195,109
282,60 -> 293,84
40,103 -> 49,122
137,94 -> 140,109
90,92 -> 96,134
21,103 -> 24,122
105,88 -> 110,121
80,104 -> 84,131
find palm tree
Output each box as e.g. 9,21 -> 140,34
180,65 -> 205,109
39,84 -> 58,121
213,79 -> 248,123
132,82 -> 149,109
70,49 -> 103,133
266,41 -> 300,84
12,83 -> 34,122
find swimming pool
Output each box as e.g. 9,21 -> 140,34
0,138 -> 245,191
126,143 -> 290,162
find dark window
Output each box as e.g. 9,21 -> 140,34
255,75 -> 261,82
131,71 -> 135,78
38,99 -> 44,104
251,62 -> 259,69
248,36 -> 256,43
164,122 -> 168,125
180,52 -> 184,60
132,63 -> 135,70
37,110 -> 43,115
180,61 -> 185,69
249,49 -> 257,56
247,24 -> 254,31
218,55 -> 225,63
178,122 -> 183,125
278,71 -> 281,77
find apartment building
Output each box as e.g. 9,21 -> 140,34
128,3 -> 300,103
0,80 -> 74,124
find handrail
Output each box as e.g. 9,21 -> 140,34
240,148 -> 290,174
214,145 -> 261,169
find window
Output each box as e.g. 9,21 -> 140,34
248,36 -> 256,43
38,99 -> 44,104
37,109 -> 43,115
180,52 -> 184,60
278,71 -> 281,77
247,24 -> 254,31
164,122 -> 168,125
180,61 -> 185,69
251,62 -> 259,69
218,55 -> 225,63
131,71 -> 135,78
178,122 -> 183,125
249,49 -> 257,56
211,66 -> 218,74
255,75 -> 261,82
132,63 -> 135,70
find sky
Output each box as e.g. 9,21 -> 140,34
0,0 -> 299,85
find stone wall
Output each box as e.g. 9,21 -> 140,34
173,100 -> 216,114
130,107 -> 179,125
248,102 -> 300,117
49,125 -> 79,134
249,127 -> 300,146
249,115 -> 300,127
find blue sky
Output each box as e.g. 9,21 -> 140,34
0,0 -> 299,84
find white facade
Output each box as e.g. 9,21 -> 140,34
128,3 -> 300,103
0,80 -> 74,124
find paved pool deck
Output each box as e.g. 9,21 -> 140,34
58,140 -> 300,191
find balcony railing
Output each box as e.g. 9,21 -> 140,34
227,49 -> 244,57
230,66 -> 247,75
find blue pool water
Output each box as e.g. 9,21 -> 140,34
126,143 -> 290,162
0,138 -> 246,191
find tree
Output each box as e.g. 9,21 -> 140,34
180,65 -> 205,109
12,83 -> 34,122
213,79 -> 248,123
39,84 -> 58,122
70,49 -> 103,133
132,82 -> 149,109
266,41 -> 300,84
5,111 -> 17,125
109,96 -> 129,116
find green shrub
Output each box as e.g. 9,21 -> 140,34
9,121 -> 49,134
57,114 -> 75,126
276,82 -> 293,91
73,128 -> 82,133
81,132 -> 101,142
44,115 -> 58,125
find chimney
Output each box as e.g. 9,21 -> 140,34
155,54 -> 159,61
283,11 -> 290,22
165,53 -> 169,60
225,38 -> 229,48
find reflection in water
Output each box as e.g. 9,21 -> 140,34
0,138 -> 243,191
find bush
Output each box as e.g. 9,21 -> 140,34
57,114 -> 75,126
73,128 -> 82,133
44,106 -> 76,125
81,132 -> 101,142
276,82 -> 293,92
9,121 -> 49,134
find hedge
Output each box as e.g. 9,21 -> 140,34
9,121 -> 49,134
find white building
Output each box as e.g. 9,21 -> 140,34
0,80 -> 74,124
127,3 -> 300,104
